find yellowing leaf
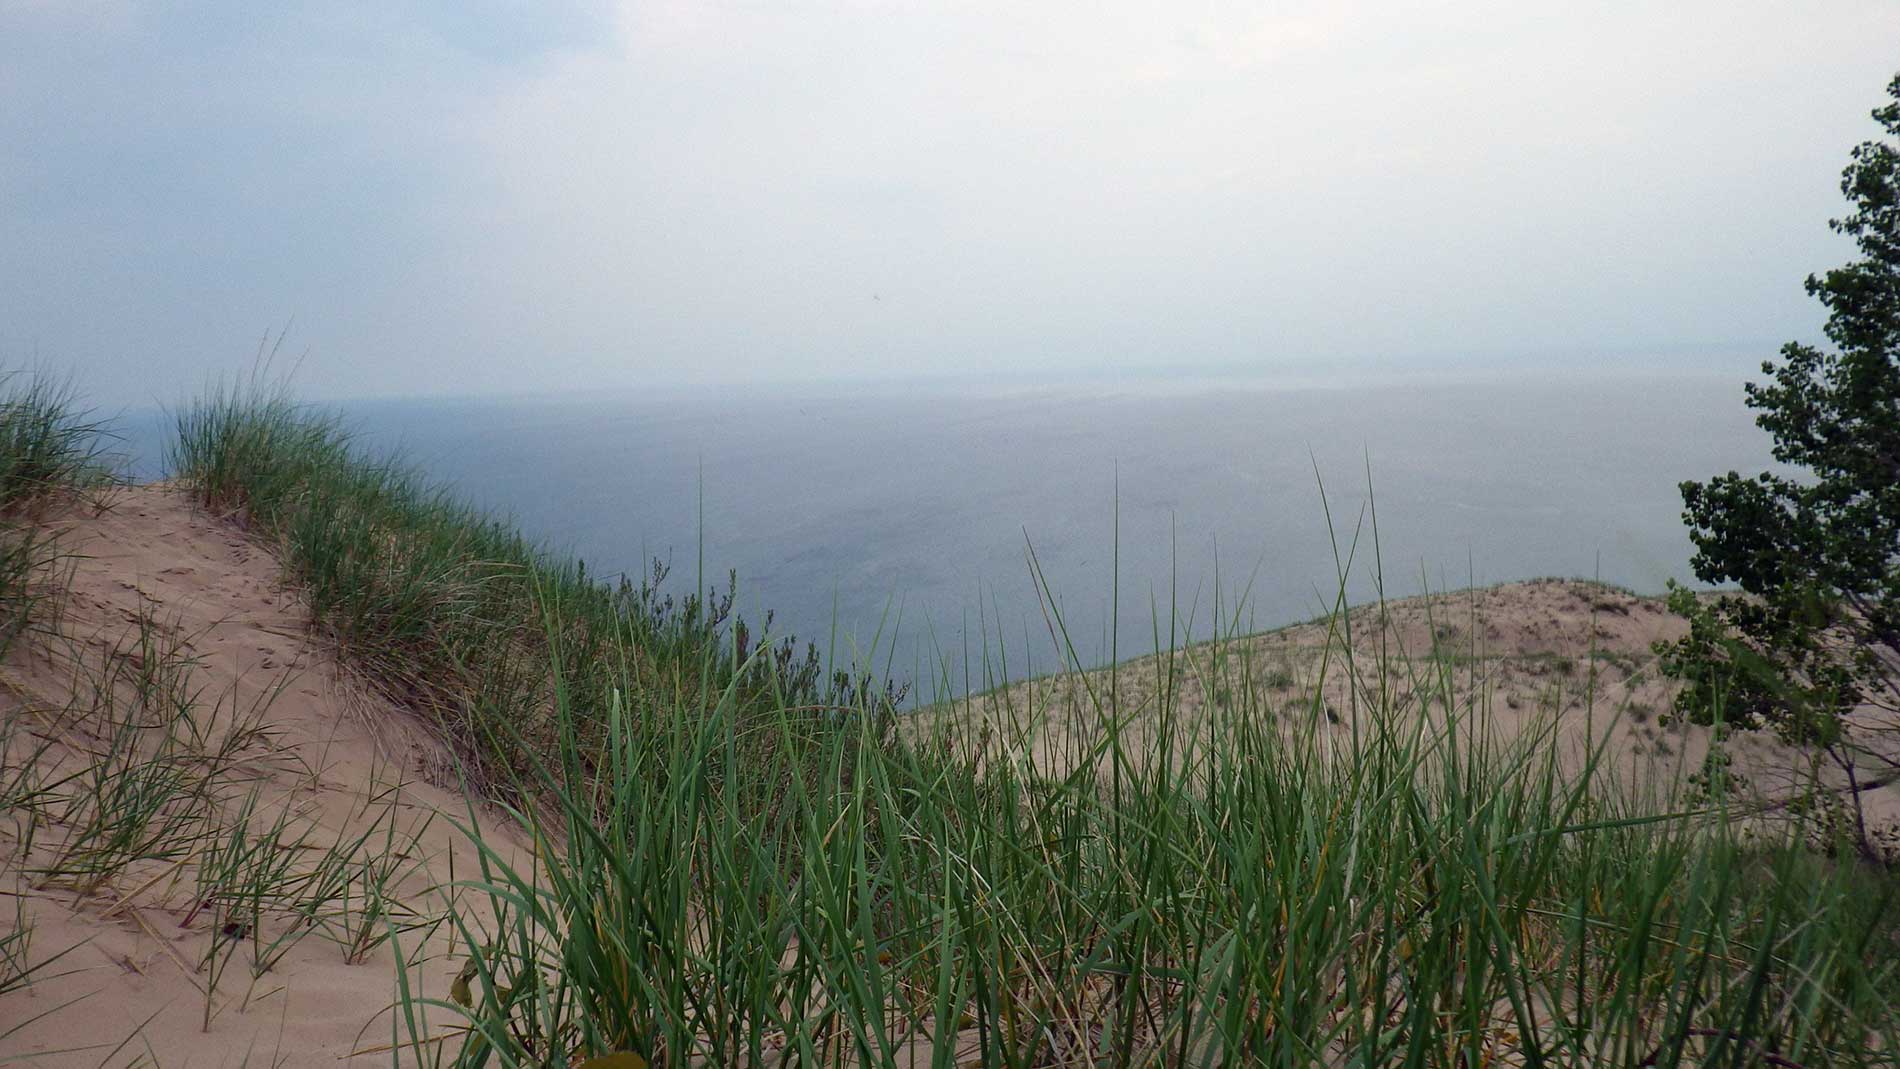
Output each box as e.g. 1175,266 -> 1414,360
450,954 -> 483,1007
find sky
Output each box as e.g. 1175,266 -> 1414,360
3,1 -> 1897,408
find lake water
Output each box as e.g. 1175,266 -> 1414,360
118,370 -> 1775,697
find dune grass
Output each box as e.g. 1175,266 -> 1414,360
386,567 -> 1900,1068
155,384 -> 1900,1067
167,381 -> 902,800
0,371 -> 116,514
0,371 -> 116,659
0,602 -> 464,1046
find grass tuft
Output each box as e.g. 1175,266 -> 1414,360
0,370 -> 116,659
0,370 -> 115,516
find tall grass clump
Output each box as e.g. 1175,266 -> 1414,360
0,370 -> 115,658
167,381 -> 900,798
0,371 -> 114,513
398,573 -> 1900,1069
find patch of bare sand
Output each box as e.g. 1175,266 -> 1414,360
0,486 -> 527,1067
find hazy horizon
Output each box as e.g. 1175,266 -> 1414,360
89,340 -> 1761,415
5,3 -> 1896,406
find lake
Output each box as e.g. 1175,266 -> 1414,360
118,369 -> 1775,698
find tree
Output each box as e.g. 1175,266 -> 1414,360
1658,74 -> 1900,859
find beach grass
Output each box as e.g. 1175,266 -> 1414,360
0,371 -> 116,660
0,371 -> 116,515
393,563 -> 1899,1068
0,598 -> 462,1042
167,379 -> 900,802
140,394 -> 1873,1068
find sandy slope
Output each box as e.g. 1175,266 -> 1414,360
0,486 -> 525,1067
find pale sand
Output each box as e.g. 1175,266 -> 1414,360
3,486 -> 1894,1066
1,486 -> 527,1067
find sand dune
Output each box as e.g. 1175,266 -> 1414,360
1,486 -> 526,1067
4,487 -> 1895,1065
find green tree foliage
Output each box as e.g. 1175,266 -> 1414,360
1659,75 -> 1900,855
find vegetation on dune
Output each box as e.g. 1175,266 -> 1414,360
0,360 -> 1857,1065
1662,74 -> 1900,860
0,370 -> 119,1029
131,368 -> 1899,1065
0,607 -> 456,1043
0,366 -> 1885,1064
405,579 -> 1900,1068
0,371 -> 116,515
166,378 -> 905,799
0,380 -> 432,1045
0,371 -> 116,660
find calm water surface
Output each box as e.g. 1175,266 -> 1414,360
121,372 -> 1774,696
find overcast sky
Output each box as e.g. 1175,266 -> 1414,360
3,1 -> 1896,408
